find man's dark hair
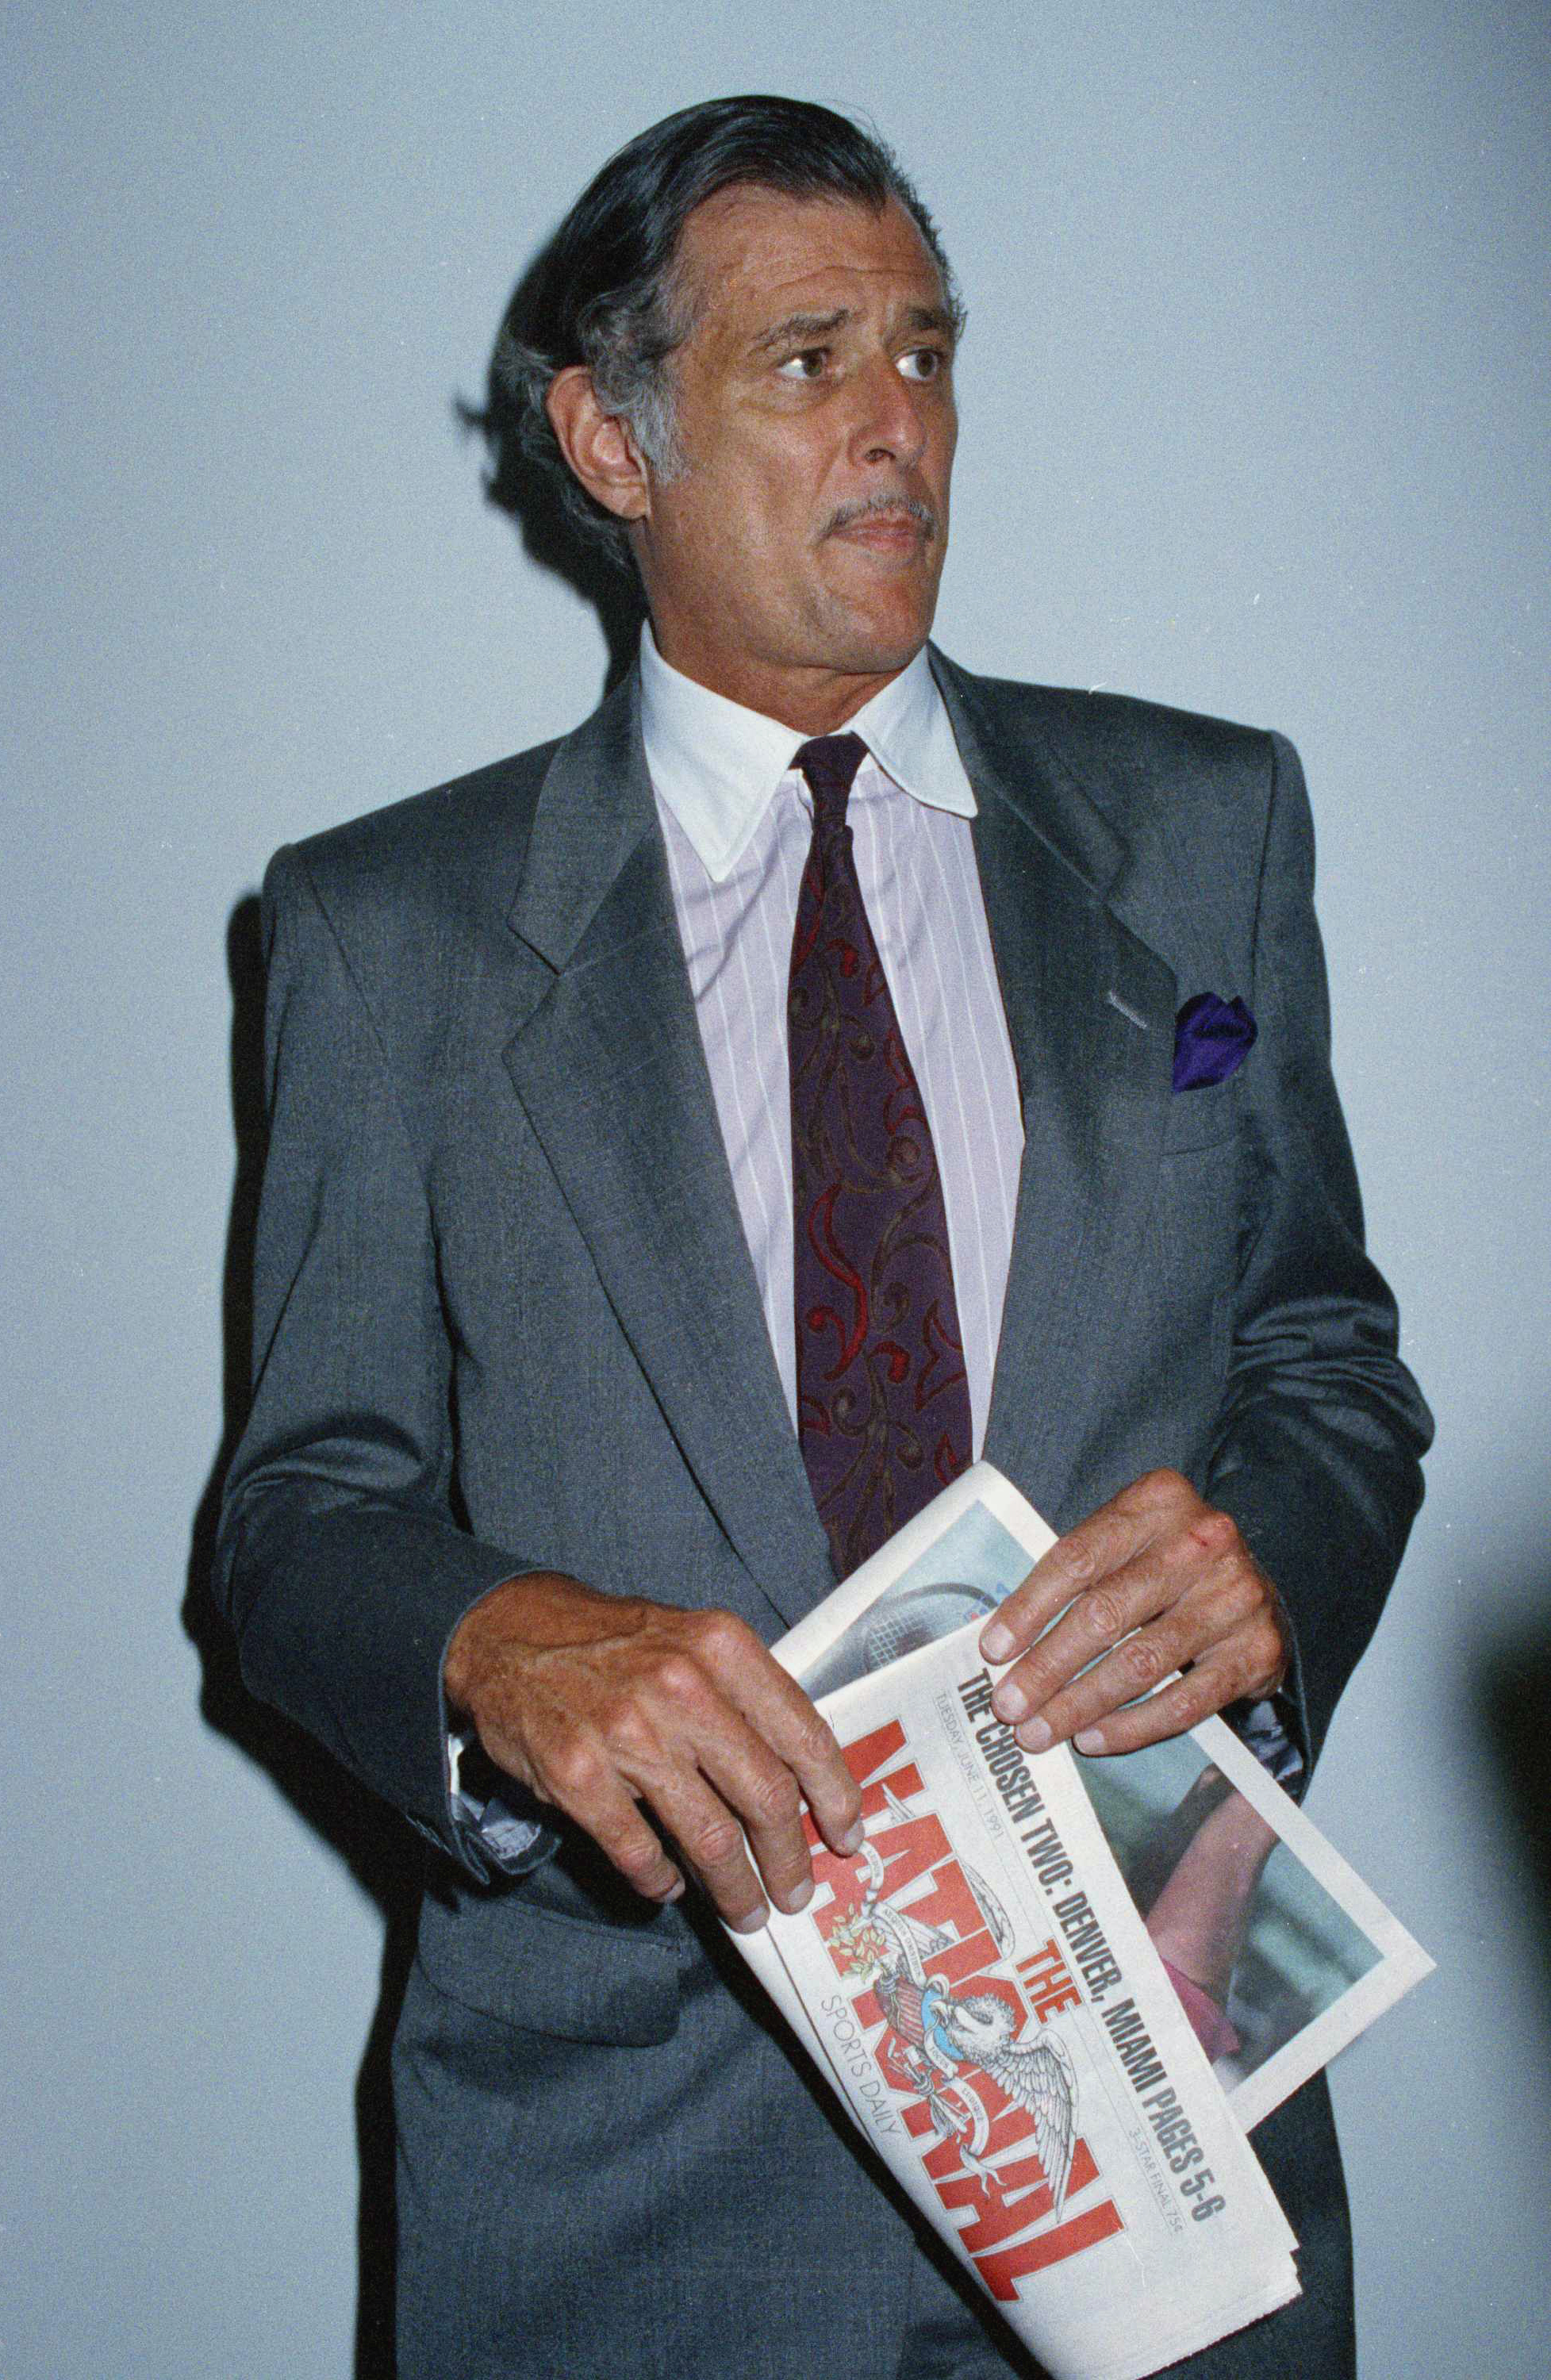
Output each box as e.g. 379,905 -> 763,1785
475,94 -> 962,568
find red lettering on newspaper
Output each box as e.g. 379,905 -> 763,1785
1018,1938 -> 1083,2021
803,1716 -> 1124,2298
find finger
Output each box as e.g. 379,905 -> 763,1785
1009,1557 -> 1277,1750
980,1502 -> 1163,1662
694,1612 -> 865,1857
650,1764 -> 774,1933
553,1652 -> 777,1929
990,1503 -> 1270,1729
532,1691 -> 774,1929
981,1470 -> 1225,1665
989,1557 -> 1176,1728
1036,1579 -> 1285,1753
694,1726 -> 818,1917
539,1744 -> 687,1906
1006,1610 -> 1196,1751
662,1660 -> 839,1915
768,1697 -> 865,1862
1069,1649 -> 1262,1756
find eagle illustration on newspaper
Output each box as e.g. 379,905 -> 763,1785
836,1808 -> 1079,2209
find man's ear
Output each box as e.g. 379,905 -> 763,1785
545,367 -> 651,523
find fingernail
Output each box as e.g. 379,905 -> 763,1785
1073,1727 -> 1104,1755
992,1677 -> 1029,1721
1017,1716 -> 1053,1752
784,1877 -> 815,1914
729,1903 -> 770,1934
981,1621 -> 1014,1662
840,1821 -> 866,1855
662,1879 -> 685,1902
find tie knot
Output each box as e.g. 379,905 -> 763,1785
794,733 -> 868,830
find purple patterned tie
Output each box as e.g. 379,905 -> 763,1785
788,733 -> 973,1576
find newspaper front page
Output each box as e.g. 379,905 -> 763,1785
746,1626 -> 1298,2380
726,1464 -> 1431,2378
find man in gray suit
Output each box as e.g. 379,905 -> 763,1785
217,96 -> 1430,2379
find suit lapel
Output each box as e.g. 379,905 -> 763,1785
932,656 -> 1179,1522
501,674 -> 835,1630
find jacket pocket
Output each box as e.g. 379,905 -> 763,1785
415,1885 -> 685,2047
1161,1073 -> 1244,1155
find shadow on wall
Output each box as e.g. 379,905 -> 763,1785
183,894 -> 413,2380
1476,1606 -> 1551,2044
458,225 -> 647,692
182,231 -> 641,2380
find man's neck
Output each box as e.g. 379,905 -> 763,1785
644,622 -> 919,737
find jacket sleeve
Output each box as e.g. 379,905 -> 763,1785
213,844 -> 538,1875
1204,733 -> 1434,1770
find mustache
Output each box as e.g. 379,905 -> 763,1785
822,492 -> 940,540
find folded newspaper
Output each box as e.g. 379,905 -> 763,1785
729,1463 -> 1431,2380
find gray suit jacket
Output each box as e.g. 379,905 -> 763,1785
213,653 -> 1429,2364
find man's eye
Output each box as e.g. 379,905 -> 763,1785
899,347 -> 947,382
776,349 -> 828,380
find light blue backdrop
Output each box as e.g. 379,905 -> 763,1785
6,4 -> 1548,2373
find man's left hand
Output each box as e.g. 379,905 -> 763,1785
977,1469 -> 1289,1756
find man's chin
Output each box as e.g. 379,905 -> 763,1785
806,564 -> 936,663
820,599 -> 939,679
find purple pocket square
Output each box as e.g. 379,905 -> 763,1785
1173,993 -> 1257,1091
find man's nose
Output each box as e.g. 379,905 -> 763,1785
848,357 -> 930,468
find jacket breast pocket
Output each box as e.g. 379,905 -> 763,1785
1159,1072 -> 1244,1157
414,1884 -> 685,2048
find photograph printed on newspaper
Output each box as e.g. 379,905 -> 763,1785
773,1464 -> 1433,2135
754,1620 -> 1299,2380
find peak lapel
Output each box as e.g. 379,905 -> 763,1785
931,655 -> 1179,1522
503,674 -> 835,1630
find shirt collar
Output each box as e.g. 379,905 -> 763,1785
639,621 -> 977,881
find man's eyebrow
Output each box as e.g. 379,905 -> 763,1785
748,301 -> 959,358
749,308 -> 852,355
900,302 -> 958,340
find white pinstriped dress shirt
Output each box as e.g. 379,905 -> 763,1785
643,623 -> 1025,1453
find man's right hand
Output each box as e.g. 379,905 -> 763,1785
443,1572 -> 864,1932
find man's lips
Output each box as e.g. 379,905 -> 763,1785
823,499 -> 939,557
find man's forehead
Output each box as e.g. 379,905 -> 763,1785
674,186 -> 946,336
